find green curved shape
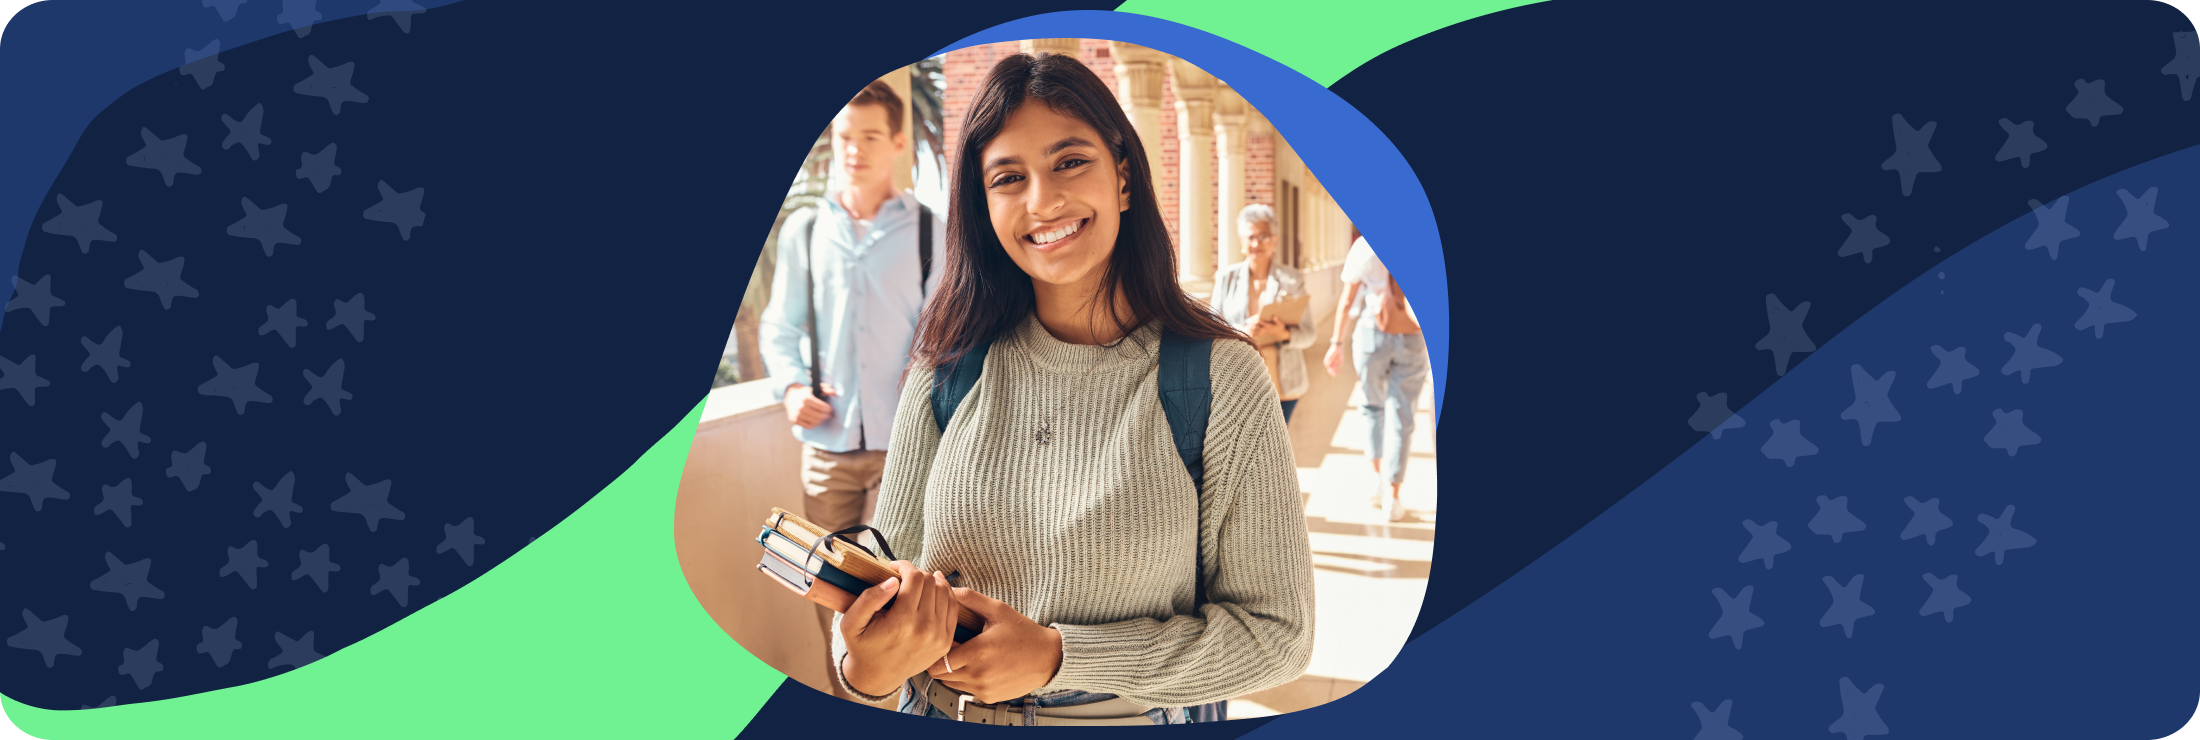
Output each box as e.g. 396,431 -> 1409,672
1113,0 -> 1546,87
3,401 -> 778,739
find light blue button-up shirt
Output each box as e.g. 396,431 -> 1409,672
760,190 -> 945,453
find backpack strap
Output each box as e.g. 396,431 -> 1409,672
802,206 -> 824,392
1156,330 -> 1213,490
930,340 -> 992,435
917,206 -> 933,298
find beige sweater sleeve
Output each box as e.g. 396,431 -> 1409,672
828,362 -> 942,705
1039,339 -> 1317,707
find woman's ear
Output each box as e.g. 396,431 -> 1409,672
1117,158 -> 1132,213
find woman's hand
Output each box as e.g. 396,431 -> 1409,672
1251,317 -> 1289,345
840,561 -> 957,698
1323,344 -> 1345,377
926,587 -> 1064,704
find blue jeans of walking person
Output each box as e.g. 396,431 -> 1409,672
1354,320 -> 1429,485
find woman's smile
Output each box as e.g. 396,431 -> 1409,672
1024,217 -> 1088,252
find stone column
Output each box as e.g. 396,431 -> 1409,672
1172,59 -> 1219,294
1108,42 -> 1167,206
882,69 -> 915,192
1214,86 -> 1249,269
1020,38 -> 1081,58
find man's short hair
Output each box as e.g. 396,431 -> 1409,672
847,79 -> 905,137
1237,202 -> 1276,230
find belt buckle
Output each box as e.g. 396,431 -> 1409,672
956,693 -> 972,723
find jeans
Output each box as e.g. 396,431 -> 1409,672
898,677 -> 1206,724
1353,319 -> 1429,485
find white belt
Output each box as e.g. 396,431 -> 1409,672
925,679 -> 1157,726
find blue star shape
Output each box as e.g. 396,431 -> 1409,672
1839,364 -> 1899,446
1688,392 -> 1745,439
363,181 -> 426,240
260,299 -> 308,348
1836,213 -> 1891,263
2,453 -> 72,511
92,478 -> 142,528
292,544 -> 340,592
2023,198 -> 2080,260
1975,505 -> 2037,564
1809,495 -> 1865,543
7,609 -> 81,667
1984,408 -> 2041,457
181,40 -> 224,89
8,274 -> 65,326
1737,519 -> 1790,569
1827,678 -> 1887,740
198,356 -> 273,415
2065,78 -> 2123,126
202,0 -> 244,21
294,55 -> 367,113
2074,278 -> 2136,339
2000,324 -> 2062,383
267,631 -> 321,670
117,639 -> 163,689
80,326 -> 131,382
0,353 -> 50,406
276,0 -> 321,36
1819,574 -> 1875,638
1925,345 -> 1978,394
1880,114 -> 1939,196
1900,496 -> 1953,545
99,402 -> 152,459
41,194 -> 117,253
2114,188 -> 2168,251
196,617 -> 241,668
331,473 -> 405,532
302,358 -> 352,415
1994,119 -> 2046,168
438,517 -> 486,566
123,250 -> 200,309
125,128 -> 200,187
1919,573 -> 1971,622
166,441 -> 211,492
370,558 -> 422,607
296,143 -> 341,193
219,540 -> 269,589
1754,294 -> 1814,376
368,0 -> 427,32
2165,32 -> 2200,101
1690,700 -> 1742,740
1707,585 -> 1763,649
328,293 -> 376,342
254,472 -> 304,528
89,552 -> 166,611
227,197 -> 300,257
219,103 -> 271,160
1760,419 -> 1818,467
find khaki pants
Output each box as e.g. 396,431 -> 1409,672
801,445 -> 886,702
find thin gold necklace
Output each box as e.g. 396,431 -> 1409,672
1020,325 -> 1147,446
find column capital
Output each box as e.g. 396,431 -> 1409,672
1020,38 -> 1080,57
1110,43 -> 1166,110
1170,59 -> 1219,99
1214,87 -> 1249,130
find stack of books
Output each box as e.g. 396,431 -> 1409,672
755,508 -> 981,642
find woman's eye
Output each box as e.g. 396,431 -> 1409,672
1057,158 -> 1088,171
989,173 -> 1024,188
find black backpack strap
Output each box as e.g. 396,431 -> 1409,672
1156,330 -> 1213,489
930,340 -> 993,434
917,205 -> 933,298
802,206 -> 824,392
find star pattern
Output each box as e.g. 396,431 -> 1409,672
219,540 -> 270,589
1836,213 -> 1891,263
330,473 -> 404,532
1707,586 -> 1763,649
201,0 -> 244,22
276,0 -> 321,37
370,558 -> 421,607
1919,573 -> 1971,622
260,299 -> 308,348
166,441 -> 212,492
1899,497 -> 1953,545
267,631 -> 321,670
1818,574 -> 1875,638
292,544 -> 340,592
198,356 -> 273,414
2113,187 -> 2168,251
89,552 -> 166,611
1984,408 -> 2041,457
1809,495 -> 1865,543
2023,197 -> 2080,260
196,617 -> 242,668
92,479 -> 143,528
8,274 -> 65,326
7,610 -> 82,667
253,472 -> 304,528
1760,418 -> 1818,467
220,103 -> 271,160
2165,32 -> 2200,101
1828,678 -> 1888,740
125,128 -> 200,187
1754,294 -> 1814,376
2000,324 -> 2062,383
2065,78 -> 2123,126
0,353 -> 50,406
296,143 -> 341,193
2074,278 -> 2136,339
1691,700 -> 1743,740
1838,364 -> 1899,446
1994,118 -> 2046,168
80,327 -> 131,382
362,181 -> 426,240
1975,505 -> 2037,564
41,194 -> 117,253
437,517 -> 485,566
1925,345 -> 1978,394
294,55 -> 367,113
122,250 -> 200,309
303,358 -> 353,415
227,197 -> 301,257
368,0 -> 427,32
1688,392 -> 1745,439
2,453 -> 72,511
99,402 -> 152,459
1880,114 -> 1939,196
1737,519 -> 1790,569
328,293 -> 377,342
181,41 -> 224,89
117,639 -> 163,689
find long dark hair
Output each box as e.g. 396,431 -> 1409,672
911,51 -> 1246,373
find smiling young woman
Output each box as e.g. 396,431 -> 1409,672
825,51 -> 1316,725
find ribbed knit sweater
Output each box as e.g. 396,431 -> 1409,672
830,313 -> 1316,710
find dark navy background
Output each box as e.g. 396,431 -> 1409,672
2,0 -> 2197,736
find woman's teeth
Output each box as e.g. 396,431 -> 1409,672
1032,219 -> 1084,245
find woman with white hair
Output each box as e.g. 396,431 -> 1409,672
1210,203 -> 1315,423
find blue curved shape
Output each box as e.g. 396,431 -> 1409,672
936,11 -> 1448,422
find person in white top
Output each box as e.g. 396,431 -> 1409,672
1325,233 -> 1427,521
